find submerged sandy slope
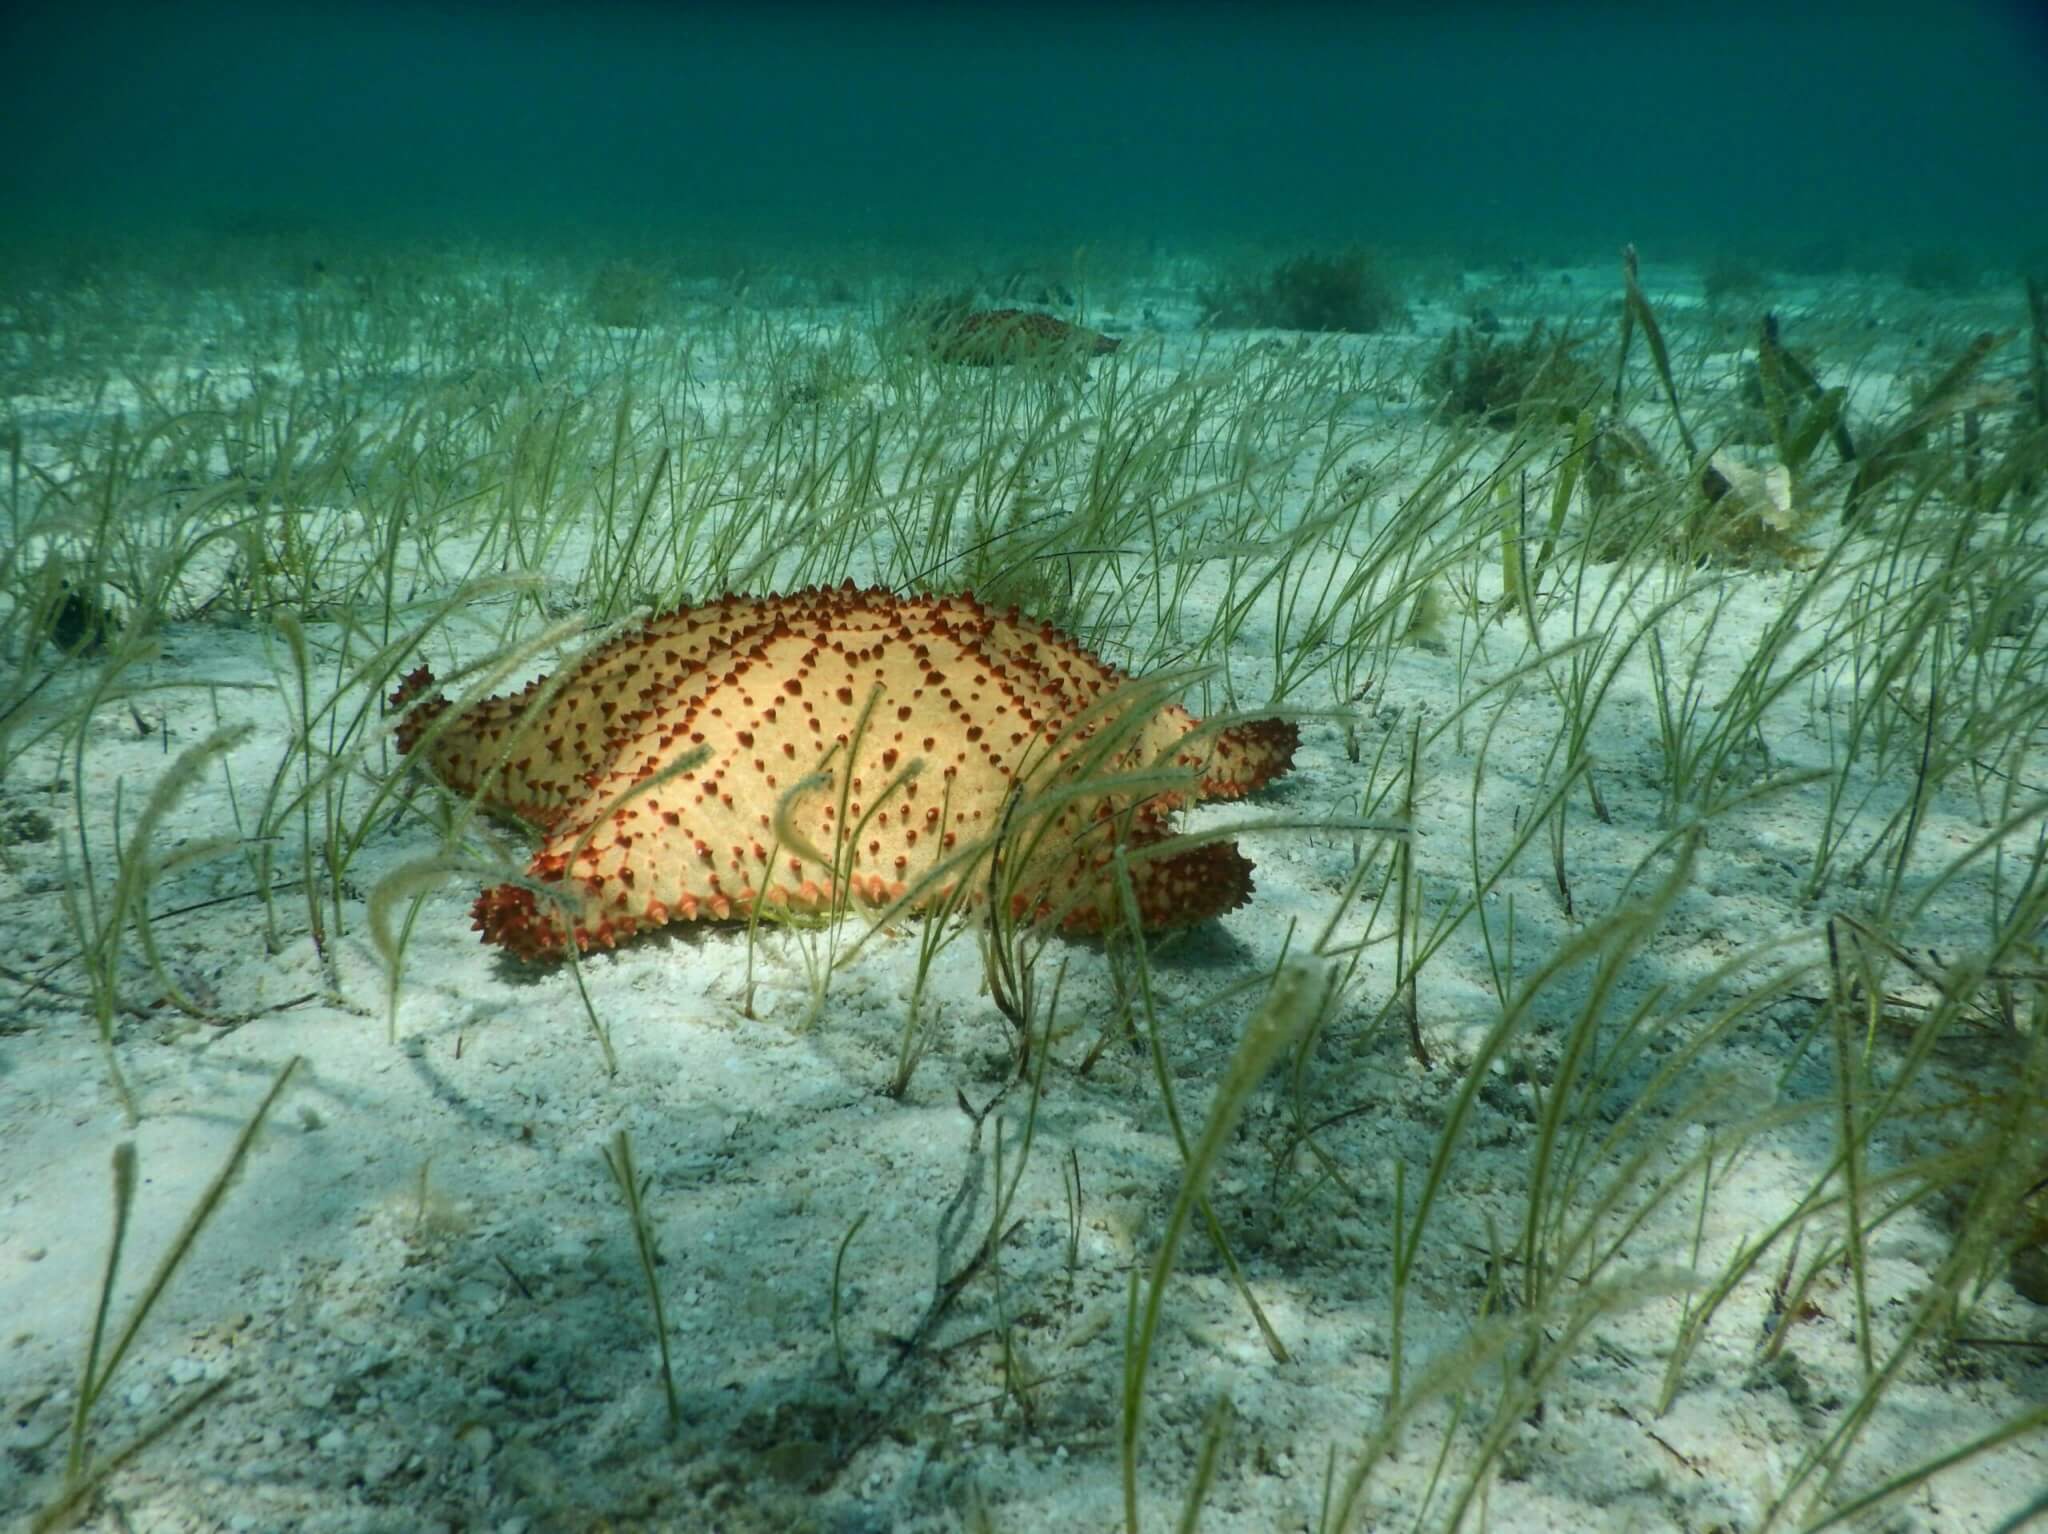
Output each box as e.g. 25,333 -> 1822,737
3,255 -> 2044,1532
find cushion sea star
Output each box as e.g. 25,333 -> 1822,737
930,309 -> 1122,365
390,583 -> 1296,961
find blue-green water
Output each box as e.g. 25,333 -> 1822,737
4,0 -> 2045,262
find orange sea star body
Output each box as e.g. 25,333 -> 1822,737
931,309 -> 1122,365
391,583 -> 1295,961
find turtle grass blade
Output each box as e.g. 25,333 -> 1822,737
1618,244 -> 1696,462
1761,312 -> 1856,469
56,1058 -> 300,1506
2027,275 -> 2046,429
1121,958 -> 1330,1534
1843,329 -> 2008,523
34,1376 -> 233,1534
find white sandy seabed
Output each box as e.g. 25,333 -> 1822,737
3,256 -> 2045,1532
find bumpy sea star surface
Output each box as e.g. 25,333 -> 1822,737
391,583 -> 1295,960
930,309 -> 1122,365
